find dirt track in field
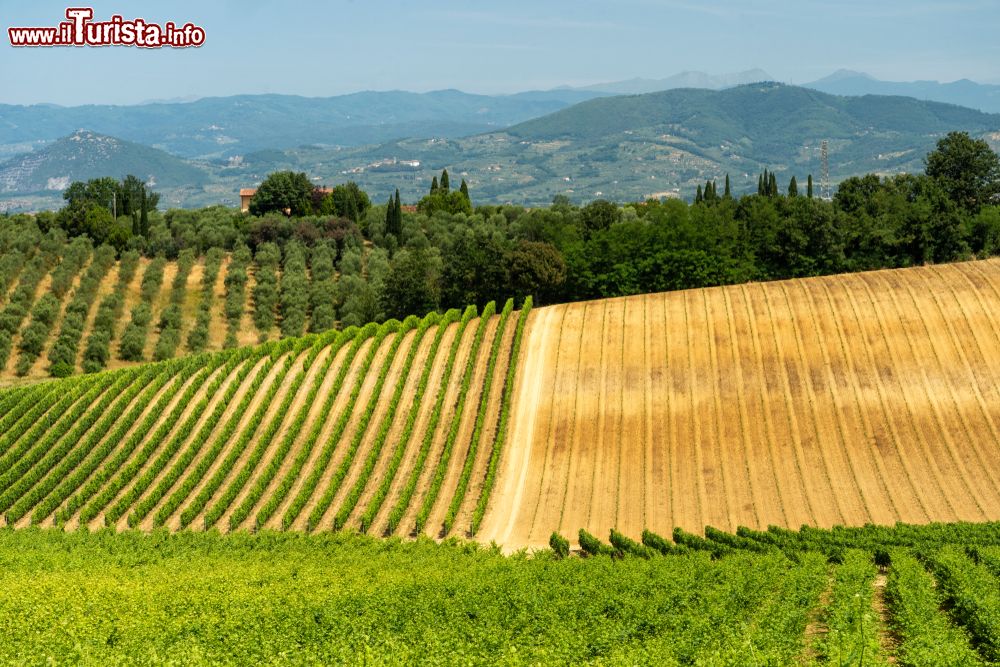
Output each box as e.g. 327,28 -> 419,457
476,260 -> 1000,548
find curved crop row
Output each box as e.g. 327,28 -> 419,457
77,352 -> 239,525
385,305 -> 477,535
358,309 -> 460,532
152,340 -> 305,528
306,316 -> 419,531
332,311 -> 440,530
122,343 -> 274,527
31,367 -> 173,525
60,358 -> 206,524
203,334 -> 335,530
193,338 -> 321,527
6,367 -> 160,523
470,296 -> 532,534
281,320 -> 398,530
442,298 -> 514,535
245,326 -> 368,530
0,372 -> 131,516
413,302 -> 497,533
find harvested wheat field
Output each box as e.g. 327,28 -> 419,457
477,259 -> 1000,548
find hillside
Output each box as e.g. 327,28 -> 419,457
0,300 -> 528,540
4,260 -> 1000,548
4,84 -> 1000,211
0,131 -> 209,194
480,259 -> 1000,547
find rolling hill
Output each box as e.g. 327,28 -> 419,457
3,84 -> 1000,210
0,130 -> 209,194
3,259 -> 1000,548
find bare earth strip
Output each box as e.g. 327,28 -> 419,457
462,306 -> 547,546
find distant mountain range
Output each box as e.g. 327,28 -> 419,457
563,69 -> 774,95
0,90 -> 605,160
4,83 -> 998,211
805,70 -> 1000,114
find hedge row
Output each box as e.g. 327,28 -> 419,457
118,257 -> 167,362
48,245 -> 116,377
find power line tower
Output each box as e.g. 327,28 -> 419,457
820,140 -> 831,200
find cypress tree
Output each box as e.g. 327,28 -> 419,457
440,169 -> 450,193
459,178 -> 470,203
695,184 -> 703,203
430,176 -> 439,195
757,173 -> 764,196
393,189 -> 402,233
769,172 -> 777,197
139,188 -> 149,236
807,174 -> 814,198
724,174 -> 731,198
788,175 -> 798,197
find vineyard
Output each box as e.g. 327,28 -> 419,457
480,258 -> 1000,548
4,522 -> 1000,663
0,294 -> 530,540
0,228 -> 378,385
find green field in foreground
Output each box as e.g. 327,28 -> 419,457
2,524 -> 1000,665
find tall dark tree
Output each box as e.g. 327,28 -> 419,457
769,172 -> 778,197
757,173 -> 764,196
788,176 -> 798,197
139,188 -> 149,236
440,169 -> 450,193
386,189 -> 403,239
430,176 -> 439,195
807,174 -> 814,199
695,184 -> 703,204
724,174 -> 731,198
925,131 -> 1000,212
459,178 -> 470,203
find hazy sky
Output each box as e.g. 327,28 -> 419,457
2,0 -> 998,106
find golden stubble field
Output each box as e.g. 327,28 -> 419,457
478,259 -> 1000,548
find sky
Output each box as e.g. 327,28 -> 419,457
1,0 -> 998,106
